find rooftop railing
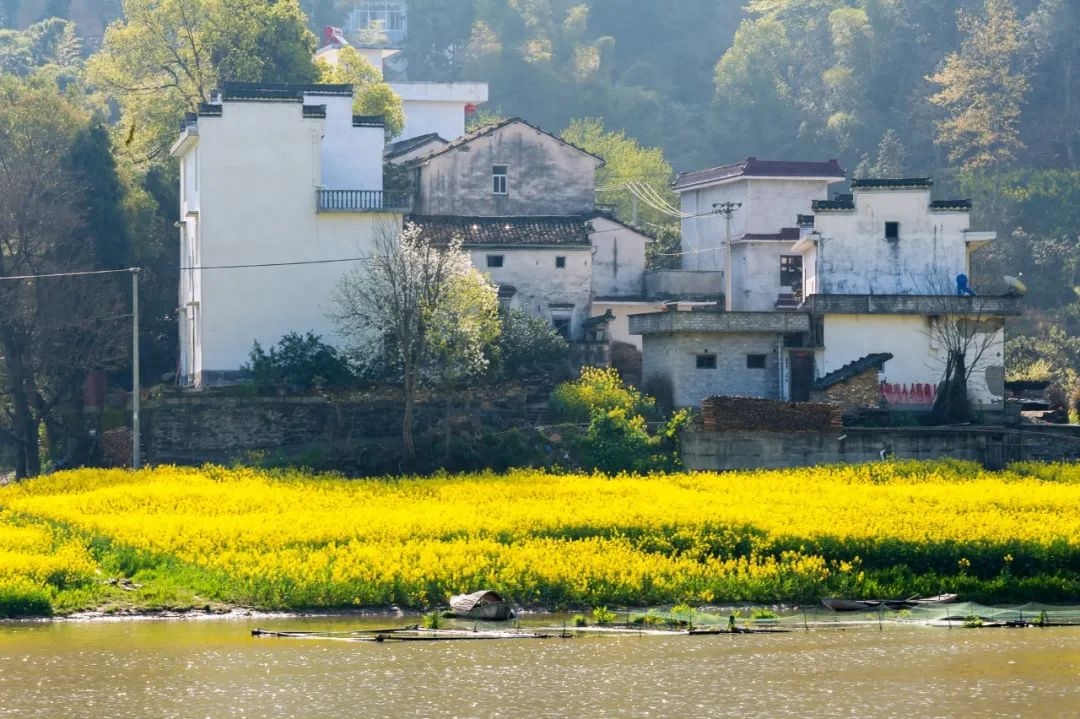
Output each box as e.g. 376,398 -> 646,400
316,189 -> 411,213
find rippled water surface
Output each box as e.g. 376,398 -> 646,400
1,616 -> 1078,718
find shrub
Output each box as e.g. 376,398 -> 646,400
550,367 -> 690,473
496,309 -> 570,378
244,331 -> 355,393
549,367 -> 654,423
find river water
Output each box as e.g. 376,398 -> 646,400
1,614 -> 1078,718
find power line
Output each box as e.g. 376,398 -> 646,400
0,267 -> 134,282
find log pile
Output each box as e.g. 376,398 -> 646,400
700,396 -> 843,432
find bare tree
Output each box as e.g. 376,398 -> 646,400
328,222 -> 488,462
920,274 -> 1006,423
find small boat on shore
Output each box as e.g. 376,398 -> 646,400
822,594 -> 958,612
449,590 -> 515,621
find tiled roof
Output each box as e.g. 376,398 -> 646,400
812,198 -> 855,211
407,118 -> 604,166
930,199 -> 972,210
384,132 -> 447,158
408,215 -> 592,247
586,210 -> 657,240
738,227 -> 801,242
219,82 -> 352,102
851,177 -> 932,189
673,157 -> 846,191
811,353 -> 893,391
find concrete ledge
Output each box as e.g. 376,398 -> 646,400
802,294 -> 1022,316
630,310 -> 810,335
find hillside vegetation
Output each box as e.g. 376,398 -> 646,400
2,460 -> 1078,617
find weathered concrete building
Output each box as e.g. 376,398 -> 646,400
407,119 -> 654,341
408,118 -> 602,217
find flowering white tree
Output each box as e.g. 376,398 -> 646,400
329,222 -> 498,460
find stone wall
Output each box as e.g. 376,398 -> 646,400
681,425 -> 1080,471
143,386 -> 543,465
810,367 -> 881,410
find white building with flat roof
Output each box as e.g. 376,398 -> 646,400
170,83 -> 406,387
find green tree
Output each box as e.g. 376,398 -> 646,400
561,117 -> 674,229
316,45 -> 405,138
928,0 -> 1029,172
0,79 -> 128,478
855,129 -> 907,178
1022,0 -> 1080,168
496,308 -> 569,378
85,0 -> 318,163
0,17 -> 80,78
713,17 -> 804,157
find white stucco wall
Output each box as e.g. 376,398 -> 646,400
392,82 -> 488,141
812,189 -> 979,295
305,91 -> 384,191
589,216 -> 648,299
729,242 -> 801,311
416,122 -> 601,216
822,314 -> 1005,408
173,96 -> 399,385
471,246 -> 592,340
589,301 -> 655,350
677,178 -> 833,271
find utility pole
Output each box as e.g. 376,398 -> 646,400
131,267 -> 141,470
712,202 -> 741,311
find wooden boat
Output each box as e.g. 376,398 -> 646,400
821,598 -> 882,612
448,590 -> 514,621
822,594 -> 958,612
891,593 -> 958,609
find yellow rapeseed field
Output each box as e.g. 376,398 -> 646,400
1,460 -> 1078,613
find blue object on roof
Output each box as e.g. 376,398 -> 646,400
956,274 -> 977,296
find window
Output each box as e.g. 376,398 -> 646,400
696,354 -> 717,369
492,165 -> 508,195
746,354 -> 766,369
555,256 -> 566,269
885,221 -> 899,241
552,318 -> 571,339
486,254 -> 504,268
780,255 -> 802,287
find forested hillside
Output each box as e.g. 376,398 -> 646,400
2,0 -> 1080,473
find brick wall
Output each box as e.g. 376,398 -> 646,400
641,332 -> 781,407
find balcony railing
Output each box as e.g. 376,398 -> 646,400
316,190 -> 411,213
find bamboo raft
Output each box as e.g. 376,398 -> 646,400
252,627 -> 556,642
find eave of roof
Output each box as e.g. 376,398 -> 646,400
673,157 -> 846,191
407,214 -> 593,247
406,118 -> 604,167
812,353 -> 893,391
384,132 -> 447,158
851,177 -> 933,189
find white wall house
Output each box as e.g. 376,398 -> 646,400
794,178 -> 1011,410
171,83 -> 405,387
408,215 -> 594,340
672,158 -> 845,280
404,120 -> 652,344
633,175 -> 1020,413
